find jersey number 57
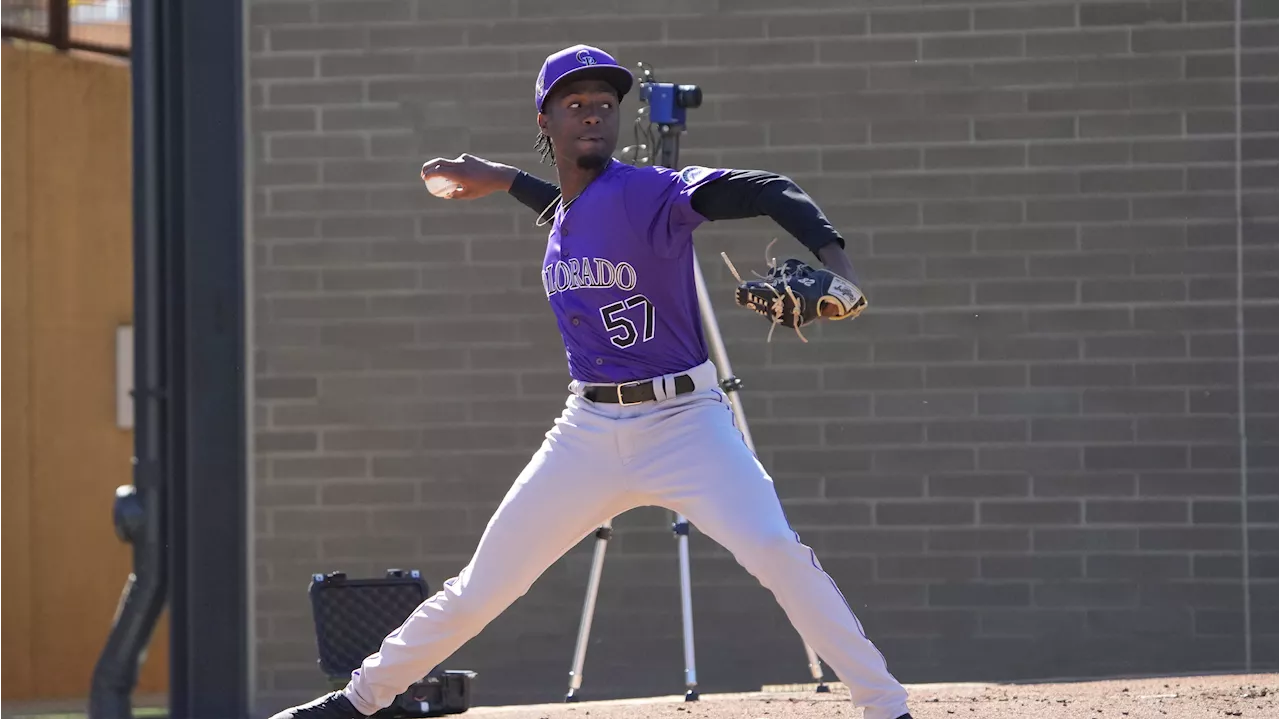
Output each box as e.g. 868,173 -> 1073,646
599,295 -> 655,349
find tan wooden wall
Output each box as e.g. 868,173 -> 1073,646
2,42 -> 168,702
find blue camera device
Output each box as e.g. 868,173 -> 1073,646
638,81 -> 702,128
622,63 -> 704,168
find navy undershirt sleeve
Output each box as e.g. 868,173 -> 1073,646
689,170 -> 845,259
508,171 -> 561,215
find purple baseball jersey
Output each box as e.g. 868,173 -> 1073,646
541,158 -> 729,383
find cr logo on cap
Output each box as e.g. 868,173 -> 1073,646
575,49 -> 596,66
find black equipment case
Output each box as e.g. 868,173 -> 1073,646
308,569 -> 475,717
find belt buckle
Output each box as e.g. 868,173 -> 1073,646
616,380 -> 646,406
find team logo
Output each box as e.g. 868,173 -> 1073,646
575,49 -> 596,66
680,166 -> 713,185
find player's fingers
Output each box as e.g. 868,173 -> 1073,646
419,157 -> 458,178
421,170 -> 463,188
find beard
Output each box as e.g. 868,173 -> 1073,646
575,150 -> 610,172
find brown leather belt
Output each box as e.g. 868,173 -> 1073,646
582,374 -> 696,405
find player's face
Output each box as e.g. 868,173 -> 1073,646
539,79 -> 620,171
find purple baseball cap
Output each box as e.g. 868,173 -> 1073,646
534,44 -> 634,111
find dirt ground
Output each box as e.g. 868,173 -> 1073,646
466,673 -> 1278,719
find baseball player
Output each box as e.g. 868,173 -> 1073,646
269,45 -> 912,719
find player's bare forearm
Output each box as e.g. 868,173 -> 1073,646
419,153 -> 525,200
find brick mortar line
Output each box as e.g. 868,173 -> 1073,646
246,46 -> 1276,78
257,419 -> 1280,424
253,440 -> 1257,450
249,46 -> 1274,65
253,164 -> 1280,183
255,211 -> 1280,223
247,17 -> 1267,37
250,355 -> 1275,364
247,3 -> 1273,22
260,187 -> 1263,205
248,142 -> 1279,157
253,262 -> 1269,273
252,97 -> 1280,111
249,178 -> 1279,196
250,118 -> 1275,133
250,350 -> 1278,358
253,282 -> 1271,298
247,79 -> 1274,100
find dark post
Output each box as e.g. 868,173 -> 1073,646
88,0 -> 249,716
164,0 -> 250,715
49,0 -> 69,48
88,0 -> 169,715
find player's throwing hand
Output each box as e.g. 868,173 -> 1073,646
419,153 -> 520,200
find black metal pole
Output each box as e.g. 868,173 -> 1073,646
167,0 -> 250,714
49,0 -> 68,49
89,0 -> 249,715
88,0 -> 169,715
658,126 -> 680,170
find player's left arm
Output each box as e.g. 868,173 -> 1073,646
689,170 -> 860,285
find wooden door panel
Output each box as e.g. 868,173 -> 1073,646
2,41 -> 35,702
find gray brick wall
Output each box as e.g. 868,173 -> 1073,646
248,0 -> 1278,711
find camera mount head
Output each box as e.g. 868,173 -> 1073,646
620,62 -> 702,170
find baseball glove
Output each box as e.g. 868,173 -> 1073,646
722,241 -> 867,342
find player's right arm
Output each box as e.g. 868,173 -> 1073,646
419,153 -> 560,212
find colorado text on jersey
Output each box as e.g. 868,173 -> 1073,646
541,257 -> 639,297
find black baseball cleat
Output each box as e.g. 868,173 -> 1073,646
894,714 -> 914,719
267,691 -> 366,719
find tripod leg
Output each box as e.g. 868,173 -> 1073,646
566,520 -> 613,702
691,252 -> 830,692
805,643 -> 831,692
673,514 -> 699,701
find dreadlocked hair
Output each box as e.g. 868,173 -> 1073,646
535,132 -> 555,165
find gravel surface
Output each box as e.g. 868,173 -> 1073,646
466,673 -> 1278,719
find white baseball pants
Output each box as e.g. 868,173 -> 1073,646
342,360 -> 910,719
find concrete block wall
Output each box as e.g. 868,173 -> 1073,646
248,0 -> 1278,711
